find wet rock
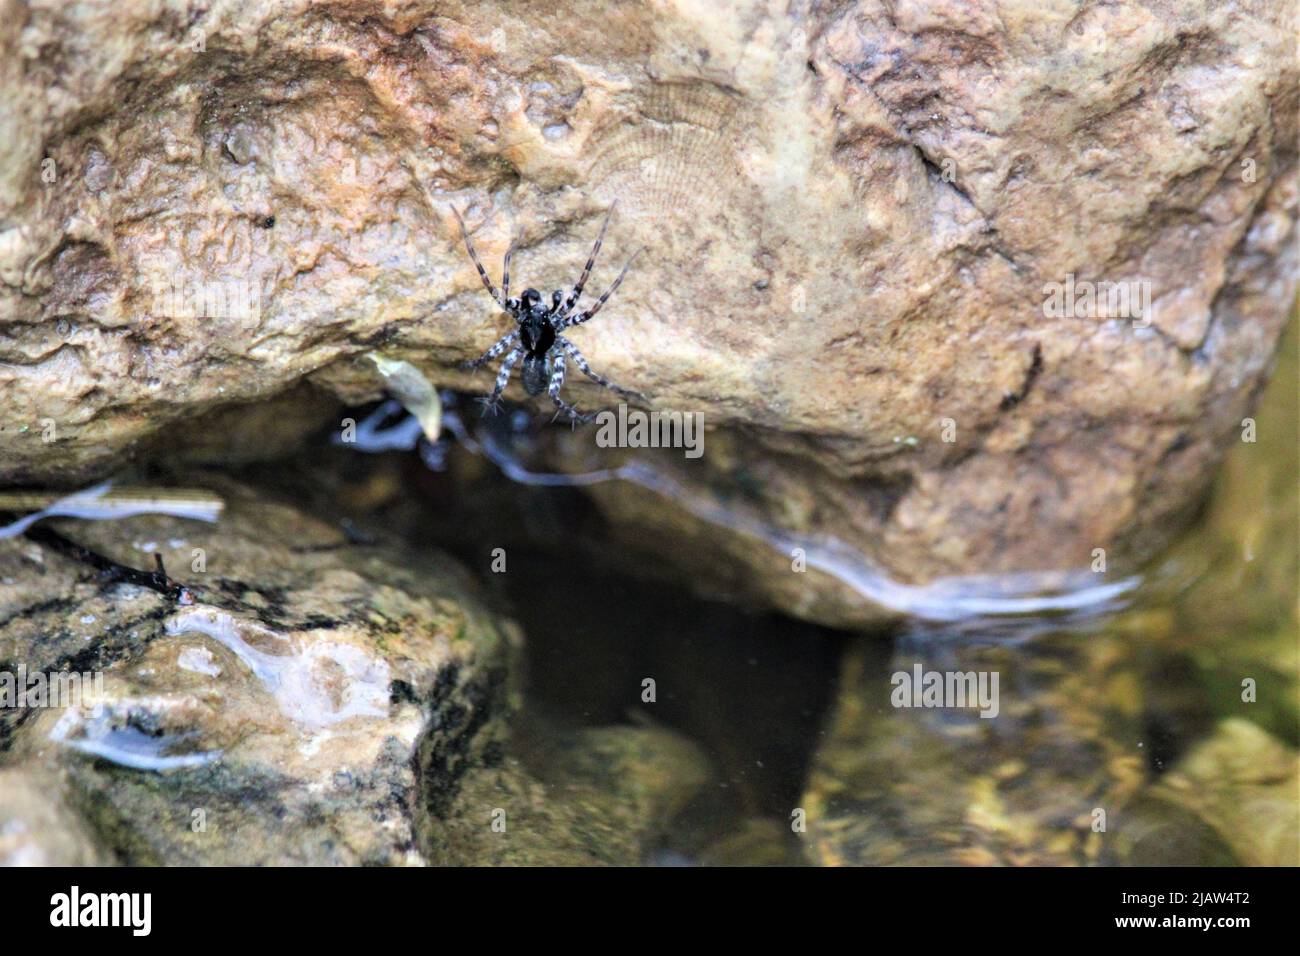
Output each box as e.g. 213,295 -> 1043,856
801,632 -> 1148,865
0,475 -> 518,865
1097,793 -> 1239,867
426,724 -> 711,866
1,1 -> 1296,623
787,328 -> 1297,868
692,817 -> 807,867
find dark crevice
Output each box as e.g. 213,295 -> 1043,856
415,663 -> 507,821
916,145 -> 978,212
1000,342 -> 1044,411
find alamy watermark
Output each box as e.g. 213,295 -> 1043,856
891,663 -> 999,718
0,665 -> 104,709
594,403 -> 704,459
50,886 -> 151,936
1042,273 -> 1151,327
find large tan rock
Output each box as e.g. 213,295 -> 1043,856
1146,718 -> 1300,867
1,0 -> 1295,623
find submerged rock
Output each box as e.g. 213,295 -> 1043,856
691,817 -> 808,867
1,1 -> 1296,624
1099,717 -> 1300,866
427,724 -> 711,866
801,631 -> 1148,865
0,476 -> 518,864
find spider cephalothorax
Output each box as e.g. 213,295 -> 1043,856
453,205 -> 640,422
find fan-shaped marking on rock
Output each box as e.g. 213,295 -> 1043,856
588,83 -> 745,225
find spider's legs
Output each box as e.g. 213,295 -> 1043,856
562,248 -> 642,328
479,347 -> 522,416
465,331 -> 518,370
557,204 -> 615,318
451,206 -> 505,308
545,350 -> 589,424
557,336 -> 640,399
501,241 -> 515,302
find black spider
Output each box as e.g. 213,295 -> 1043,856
453,205 -> 641,422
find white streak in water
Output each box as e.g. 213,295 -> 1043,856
49,703 -> 223,772
434,408 -> 1141,625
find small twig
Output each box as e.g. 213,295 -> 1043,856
18,523 -> 195,604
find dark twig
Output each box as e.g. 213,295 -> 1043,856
17,523 -> 195,604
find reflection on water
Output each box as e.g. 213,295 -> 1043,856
353,393 -> 1142,625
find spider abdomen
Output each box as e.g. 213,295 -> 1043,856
521,354 -> 549,396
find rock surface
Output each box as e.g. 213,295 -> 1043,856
0,766 -> 115,865
1,0 -> 1296,623
0,475 -> 518,864
800,322 -> 1298,864
1104,718 -> 1300,866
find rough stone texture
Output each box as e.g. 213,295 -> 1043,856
1,0 -> 1296,622
0,475 -> 519,864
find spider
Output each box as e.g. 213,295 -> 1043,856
453,204 -> 641,423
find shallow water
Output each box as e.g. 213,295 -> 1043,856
231,315 -> 1297,866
